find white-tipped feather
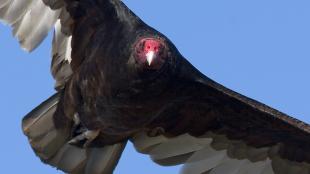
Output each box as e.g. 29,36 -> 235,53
65,36 -> 72,63
1,0 -> 71,89
0,0 -> 34,24
51,19 -> 73,89
0,0 -> 66,52
15,0 -> 60,51
52,20 -> 72,63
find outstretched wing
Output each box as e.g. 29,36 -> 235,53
0,0 -> 72,89
22,93 -> 127,174
2,1 -> 130,173
132,58 -> 310,174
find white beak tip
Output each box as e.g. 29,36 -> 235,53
146,51 -> 155,66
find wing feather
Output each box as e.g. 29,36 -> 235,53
149,134 -> 211,161
0,0 -> 34,24
84,144 -> 127,174
13,0 -> 60,51
132,131 -> 310,174
23,93 -> 127,174
181,147 -> 228,174
132,131 -> 168,153
132,59 -> 310,173
207,159 -> 248,174
233,160 -> 268,174
0,0 -> 73,89
51,19 -> 72,89
0,0 -> 65,51
53,144 -> 87,172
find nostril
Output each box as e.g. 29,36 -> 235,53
139,38 -> 163,54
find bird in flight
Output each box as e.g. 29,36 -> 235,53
1,0 -> 310,174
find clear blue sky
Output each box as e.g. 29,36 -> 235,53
0,0 -> 310,173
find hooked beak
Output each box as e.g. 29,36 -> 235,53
146,51 -> 155,66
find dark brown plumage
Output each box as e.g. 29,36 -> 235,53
58,0 -> 310,164
1,0 -> 310,173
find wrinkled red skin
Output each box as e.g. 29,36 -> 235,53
134,38 -> 166,69
143,39 -> 161,53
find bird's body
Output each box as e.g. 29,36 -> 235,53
55,0 -> 217,145
54,0 -> 179,143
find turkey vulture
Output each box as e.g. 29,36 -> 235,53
1,0 -> 310,174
